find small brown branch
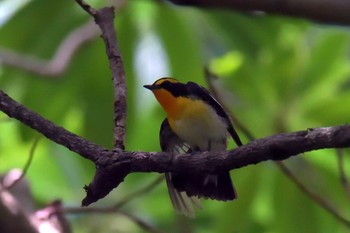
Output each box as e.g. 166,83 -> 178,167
337,149 -> 350,201
114,176 -> 164,209
75,0 -> 96,15
5,136 -> 41,190
66,176 -> 164,232
120,211 -> 165,233
75,0 -> 127,149
0,20 -> 99,77
168,0 -> 350,26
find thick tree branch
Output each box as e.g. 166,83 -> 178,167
0,91 -> 106,162
1,90 -> 350,205
168,0 -> 350,25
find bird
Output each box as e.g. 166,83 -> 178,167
144,77 -> 242,217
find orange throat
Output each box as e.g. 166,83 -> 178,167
152,89 -> 184,119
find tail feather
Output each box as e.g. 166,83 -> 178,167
171,172 -> 237,201
160,118 -> 238,218
165,173 -> 201,218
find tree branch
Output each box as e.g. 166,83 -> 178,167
0,90 -> 106,162
337,149 -> 350,201
168,0 -> 350,25
5,136 -> 40,190
276,161 -> 350,228
1,89 -> 350,205
65,207 -> 165,233
76,0 -> 127,149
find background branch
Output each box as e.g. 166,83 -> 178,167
0,20 -> 99,77
337,149 -> 350,201
0,90 -> 106,163
5,136 -> 41,190
65,207 -> 165,233
277,161 -> 350,228
168,0 -> 350,25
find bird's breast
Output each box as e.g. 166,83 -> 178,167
168,99 -> 228,151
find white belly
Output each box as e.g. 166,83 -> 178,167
172,104 -> 228,151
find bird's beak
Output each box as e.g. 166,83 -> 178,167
143,84 -> 159,90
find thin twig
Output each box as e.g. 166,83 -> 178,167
66,176 -> 164,232
0,90 -> 106,162
75,0 -> 96,16
336,149 -> 350,201
65,207 -> 165,233
120,211 -> 165,233
277,161 -> 350,228
5,136 -> 41,190
114,176 -> 164,209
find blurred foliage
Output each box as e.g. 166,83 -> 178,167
1,0 -> 350,232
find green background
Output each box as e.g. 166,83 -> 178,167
1,0 -> 350,232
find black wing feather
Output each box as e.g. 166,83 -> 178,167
186,82 -> 242,146
160,118 -> 237,201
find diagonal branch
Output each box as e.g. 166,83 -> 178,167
277,161 -> 350,228
167,0 -> 350,26
0,20 -> 99,77
1,89 -> 350,205
0,90 -> 106,162
65,207 -> 165,233
5,136 -> 41,190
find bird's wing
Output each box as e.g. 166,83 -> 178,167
160,118 -> 192,154
186,82 -> 242,146
160,118 -> 201,218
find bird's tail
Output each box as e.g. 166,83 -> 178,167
165,173 -> 202,218
169,172 -> 237,201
